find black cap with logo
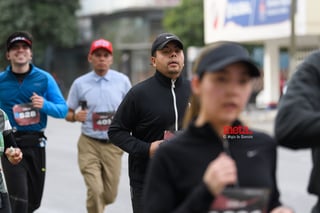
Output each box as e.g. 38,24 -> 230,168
195,41 -> 260,77
6,31 -> 32,51
151,33 -> 183,56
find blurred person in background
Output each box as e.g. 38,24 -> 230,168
65,38 -> 131,213
143,41 -> 293,213
108,32 -> 191,213
0,108 -> 23,213
275,49 -> 320,213
0,31 -> 68,213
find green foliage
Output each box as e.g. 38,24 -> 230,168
0,0 -> 80,68
163,0 -> 204,50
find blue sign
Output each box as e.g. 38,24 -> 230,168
225,0 -> 290,27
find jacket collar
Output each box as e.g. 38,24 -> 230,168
154,70 -> 183,87
7,63 -> 33,73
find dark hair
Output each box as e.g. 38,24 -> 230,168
182,45 -> 217,127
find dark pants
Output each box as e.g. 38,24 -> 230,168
130,184 -> 144,213
0,171 -> 12,213
1,146 -> 46,213
312,199 -> 320,213
0,193 -> 12,213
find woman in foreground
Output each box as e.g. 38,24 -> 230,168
143,41 -> 293,213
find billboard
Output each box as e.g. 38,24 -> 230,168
78,0 -> 181,16
204,0 -> 305,43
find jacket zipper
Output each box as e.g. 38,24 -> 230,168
171,79 -> 178,131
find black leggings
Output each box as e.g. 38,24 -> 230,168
1,147 -> 46,213
0,171 -> 12,213
130,184 -> 144,213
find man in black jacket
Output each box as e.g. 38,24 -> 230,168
275,50 -> 320,213
108,32 -> 191,213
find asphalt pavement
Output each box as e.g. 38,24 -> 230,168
244,108 -> 317,213
33,109 -> 316,213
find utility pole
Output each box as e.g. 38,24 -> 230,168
289,0 -> 297,78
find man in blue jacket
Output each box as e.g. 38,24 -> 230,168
108,33 -> 191,213
0,31 -> 68,213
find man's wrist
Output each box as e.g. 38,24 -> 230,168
72,112 -> 76,122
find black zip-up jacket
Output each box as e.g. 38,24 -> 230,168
275,50 -> 320,196
143,121 -> 281,213
108,71 -> 191,186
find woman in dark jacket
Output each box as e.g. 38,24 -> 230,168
143,41 -> 293,213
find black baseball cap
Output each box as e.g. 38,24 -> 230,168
151,33 -> 183,56
195,41 -> 260,77
6,31 -> 32,51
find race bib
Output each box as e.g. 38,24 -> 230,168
210,188 -> 270,213
13,103 -> 40,126
164,130 -> 175,140
92,112 -> 115,131
163,130 -> 183,140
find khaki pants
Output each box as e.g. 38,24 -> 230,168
78,134 -> 123,213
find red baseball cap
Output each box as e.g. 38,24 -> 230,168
89,39 -> 113,54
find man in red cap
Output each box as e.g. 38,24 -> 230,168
65,38 -> 131,213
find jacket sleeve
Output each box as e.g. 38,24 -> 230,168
4,130 -> 17,150
268,138 -> 282,211
143,149 -> 214,213
275,51 -> 320,149
2,110 -> 17,149
41,74 -> 68,118
108,90 -> 150,157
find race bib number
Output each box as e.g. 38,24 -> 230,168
163,130 -> 183,140
164,130 -> 175,140
92,112 -> 115,131
13,103 -> 40,126
209,188 -> 270,213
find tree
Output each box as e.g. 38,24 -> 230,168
163,0 -> 204,50
0,0 -> 80,68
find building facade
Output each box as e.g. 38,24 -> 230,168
204,0 -> 320,107
50,0 -> 181,96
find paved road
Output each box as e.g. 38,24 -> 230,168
244,109 -> 317,213
34,110 -> 316,213
36,118 -> 131,213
